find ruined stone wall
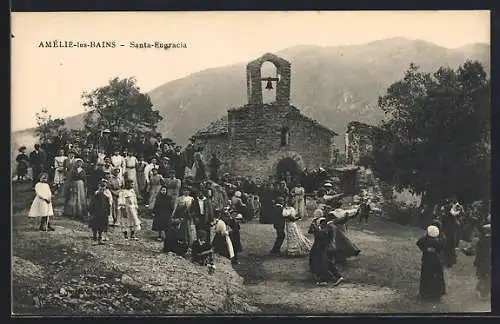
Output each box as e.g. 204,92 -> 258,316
346,122 -> 380,165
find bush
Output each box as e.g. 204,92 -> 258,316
384,200 -> 420,226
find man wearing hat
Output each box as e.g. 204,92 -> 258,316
270,196 -> 286,256
29,144 -> 47,189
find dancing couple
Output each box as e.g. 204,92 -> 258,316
270,196 -> 312,257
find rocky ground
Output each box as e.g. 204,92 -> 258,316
12,181 -> 490,315
12,181 -> 258,315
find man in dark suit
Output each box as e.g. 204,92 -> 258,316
29,144 -> 47,188
191,189 -> 215,242
270,196 -> 286,256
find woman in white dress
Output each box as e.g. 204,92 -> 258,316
124,151 -> 139,195
118,179 -> 142,240
291,182 -> 307,219
282,198 -> 312,256
53,149 -> 67,192
28,173 -> 55,231
110,149 -> 125,184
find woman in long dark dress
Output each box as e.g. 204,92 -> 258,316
227,211 -> 243,264
16,146 -> 30,182
309,217 -> 336,283
326,211 -> 360,264
88,180 -> 111,245
64,158 -> 88,219
474,223 -> 491,299
416,225 -> 446,301
152,186 -> 173,241
440,205 -> 458,268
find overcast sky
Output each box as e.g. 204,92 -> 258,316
11,10 -> 490,131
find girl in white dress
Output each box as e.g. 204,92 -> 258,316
118,179 -> 142,240
282,198 -> 312,256
28,173 -> 55,231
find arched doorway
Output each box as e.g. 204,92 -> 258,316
276,157 -> 302,186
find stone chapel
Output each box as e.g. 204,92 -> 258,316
192,53 -> 338,180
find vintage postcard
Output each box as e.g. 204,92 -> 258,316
11,11 -> 491,315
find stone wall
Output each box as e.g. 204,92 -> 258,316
346,121 -> 383,165
223,104 -> 335,179
194,135 -> 231,174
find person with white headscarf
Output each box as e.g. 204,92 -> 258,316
416,225 -> 446,301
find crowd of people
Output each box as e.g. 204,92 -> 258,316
417,198 -> 492,301
17,132 -> 491,299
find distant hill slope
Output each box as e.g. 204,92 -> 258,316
12,37 -> 490,156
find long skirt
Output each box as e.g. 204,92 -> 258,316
64,180 -> 88,219
294,196 -> 307,219
335,230 -> 361,262
148,185 -> 162,209
136,171 -> 146,194
179,218 -> 196,245
282,221 -> 312,256
309,244 -> 335,281
152,199 -> 174,231
212,233 -> 235,259
120,205 -> 141,231
124,168 -> 139,195
53,169 -> 65,185
442,233 -> 457,267
419,258 -> 446,300
17,162 -> 28,177
91,215 -> 108,232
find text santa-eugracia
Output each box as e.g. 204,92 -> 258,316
37,40 -> 188,50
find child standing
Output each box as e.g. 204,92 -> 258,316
119,179 -> 142,240
28,173 -> 55,231
88,179 -> 111,245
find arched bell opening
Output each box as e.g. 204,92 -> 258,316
260,61 -> 279,104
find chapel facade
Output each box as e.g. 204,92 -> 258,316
192,53 -> 338,180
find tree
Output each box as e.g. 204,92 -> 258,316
34,108 -> 67,144
371,61 -> 490,216
81,77 -> 163,139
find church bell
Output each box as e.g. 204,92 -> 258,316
265,79 -> 274,90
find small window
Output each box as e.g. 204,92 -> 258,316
280,127 -> 290,146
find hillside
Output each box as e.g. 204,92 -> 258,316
12,38 -> 490,153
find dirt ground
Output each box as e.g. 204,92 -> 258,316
11,181 -> 490,314
232,204 -> 491,314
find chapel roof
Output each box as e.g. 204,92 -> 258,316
193,107 -> 338,139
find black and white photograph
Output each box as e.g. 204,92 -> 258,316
11,11 -> 491,315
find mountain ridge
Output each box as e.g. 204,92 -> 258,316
12,38 -> 490,154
